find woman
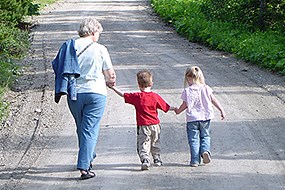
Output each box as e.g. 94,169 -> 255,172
67,18 -> 116,180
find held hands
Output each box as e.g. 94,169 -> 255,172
174,107 -> 179,114
170,106 -> 179,114
106,81 -> 115,88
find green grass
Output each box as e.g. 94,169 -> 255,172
151,0 -> 285,75
0,0 -> 58,125
0,61 -> 20,126
34,0 -> 59,9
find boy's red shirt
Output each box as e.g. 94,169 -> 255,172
124,91 -> 170,126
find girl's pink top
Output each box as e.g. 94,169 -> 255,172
181,84 -> 214,122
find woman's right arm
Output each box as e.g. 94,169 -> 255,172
103,68 -> 116,84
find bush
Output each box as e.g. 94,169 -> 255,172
0,0 -> 39,123
0,61 -> 19,88
0,23 -> 30,59
174,1 -> 208,42
0,0 -> 39,27
151,0 -> 285,75
234,31 -> 285,73
0,61 -> 19,125
201,0 -> 285,32
0,88 -> 9,127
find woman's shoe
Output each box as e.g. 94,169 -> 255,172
80,170 -> 96,180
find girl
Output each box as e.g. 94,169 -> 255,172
175,66 -> 225,167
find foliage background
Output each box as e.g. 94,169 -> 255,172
151,0 -> 285,75
0,0 -> 55,123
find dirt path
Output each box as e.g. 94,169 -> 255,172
0,0 -> 284,189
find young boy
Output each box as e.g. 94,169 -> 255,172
108,69 -> 175,170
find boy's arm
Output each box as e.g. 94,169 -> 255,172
110,86 -> 124,97
211,94 -> 225,120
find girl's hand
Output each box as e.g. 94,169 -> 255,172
220,111 -> 225,120
174,107 -> 178,114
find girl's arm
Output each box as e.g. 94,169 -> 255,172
211,94 -> 225,120
167,106 -> 177,112
175,101 -> 187,114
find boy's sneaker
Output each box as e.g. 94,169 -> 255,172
190,163 -> 198,167
153,158 -> 163,167
141,159 -> 150,170
202,152 -> 211,164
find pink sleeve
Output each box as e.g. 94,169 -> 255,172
205,85 -> 213,96
181,89 -> 187,102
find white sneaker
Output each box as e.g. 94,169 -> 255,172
202,152 -> 211,164
190,163 -> 198,167
153,158 -> 163,167
141,159 -> 150,170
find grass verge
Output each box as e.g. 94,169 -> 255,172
0,0 -> 58,125
151,0 -> 285,75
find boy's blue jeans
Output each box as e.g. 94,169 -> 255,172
186,120 -> 211,165
67,93 -> 106,171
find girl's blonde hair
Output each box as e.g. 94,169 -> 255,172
184,66 -> 205,87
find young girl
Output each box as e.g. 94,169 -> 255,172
175,66 -> 225,167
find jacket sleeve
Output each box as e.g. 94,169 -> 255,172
52,39 -> 80,103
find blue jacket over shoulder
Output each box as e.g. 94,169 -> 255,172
52,39 -> 80,103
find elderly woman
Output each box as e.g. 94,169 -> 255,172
67,18 -> 116,180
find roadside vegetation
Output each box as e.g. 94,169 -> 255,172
151,0 -> 285,75
0,0 -> 56,124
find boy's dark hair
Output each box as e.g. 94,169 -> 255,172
137,70 -> 152,88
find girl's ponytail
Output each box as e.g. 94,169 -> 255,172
184,66 -> 206,87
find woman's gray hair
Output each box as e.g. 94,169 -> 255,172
78,18 -> 103,37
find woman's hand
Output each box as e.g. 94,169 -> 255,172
106,81 -> 115,88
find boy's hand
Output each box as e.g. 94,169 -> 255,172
169,106 -> 178,113
170,107 -> 179,114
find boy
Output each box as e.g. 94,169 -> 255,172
108,69 -> 175,170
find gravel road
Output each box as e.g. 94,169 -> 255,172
0,0 -> 284,189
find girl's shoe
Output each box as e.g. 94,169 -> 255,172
190,163 -> 198,167
202,152 -> 211,164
